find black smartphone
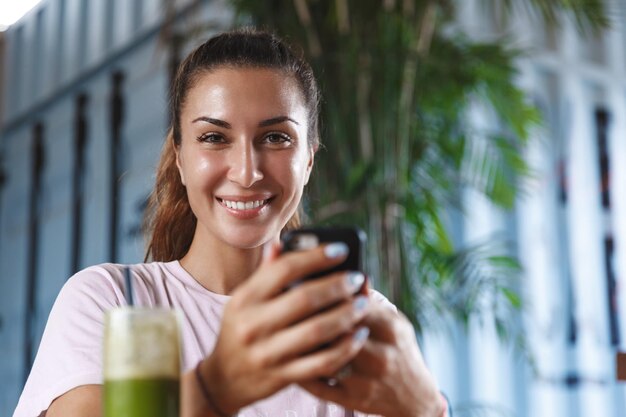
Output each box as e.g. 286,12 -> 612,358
282,227 -> 368,360
281,226 -> 366,283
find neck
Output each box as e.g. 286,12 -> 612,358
178,228 -> 277,295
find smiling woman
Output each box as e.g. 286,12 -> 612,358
145,32 -> 322,264
13,29 -> 447,417
173,68 -> 314,255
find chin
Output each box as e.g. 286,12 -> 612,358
218,226 -> 279,250
225,238 -> 267,250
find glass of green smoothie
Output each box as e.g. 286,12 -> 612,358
103,307 -> 181,417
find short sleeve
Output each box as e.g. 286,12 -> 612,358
13,265 -> 126,417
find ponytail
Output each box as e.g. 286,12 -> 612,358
144,130 -> 196,261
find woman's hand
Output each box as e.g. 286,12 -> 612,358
299,303 -> 445,417
196,242 -> 370,415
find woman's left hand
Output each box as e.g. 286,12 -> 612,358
299,302 -> 445,417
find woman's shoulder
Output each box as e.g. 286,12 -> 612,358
62,261 -> 183,307
69,261 -> 172,281
64,262 -> 152,294
57,263 -> 126,309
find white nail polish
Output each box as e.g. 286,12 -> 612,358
324,242 -> 349,259
353,327 -> 369,343
353,296 -> 368,312
346,272 -> 365,292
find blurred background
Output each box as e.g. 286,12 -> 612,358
1,0 -> 626,416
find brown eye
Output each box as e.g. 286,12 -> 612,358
197,133 -> 226,144
263,132 -> 292,145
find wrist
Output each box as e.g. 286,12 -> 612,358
195,359 -> 234,417
401,387 -> 447,417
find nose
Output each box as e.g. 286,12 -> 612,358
226,140 -> 264,188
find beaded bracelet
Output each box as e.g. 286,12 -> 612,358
194,360 -> 232,417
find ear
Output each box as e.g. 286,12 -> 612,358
303,145 -> 316,185
175,145 -> 186,186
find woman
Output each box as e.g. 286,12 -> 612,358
14,29 -> 447,417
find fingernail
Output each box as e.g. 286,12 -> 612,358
353,326 -> 369,343
324,242 -> 349,259
352,295 -> 368,312
345,271 -> 364,292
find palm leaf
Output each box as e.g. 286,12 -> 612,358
172,0 -> 612,344
480,0 -> 609,34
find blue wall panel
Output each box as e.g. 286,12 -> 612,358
118,43 -> 168,264
79,76 -> 112,270
0,1 -> 180,413
85,0 -> 107,69
33,100 -> 73,349
112,0 -> 134,52
0,130 -> 33,414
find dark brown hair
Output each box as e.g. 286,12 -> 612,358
144,29 -> 321,262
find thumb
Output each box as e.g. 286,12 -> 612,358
262,240 -> 282,263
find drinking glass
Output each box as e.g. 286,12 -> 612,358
103,307 -> 181,417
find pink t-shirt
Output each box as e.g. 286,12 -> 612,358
13,261 -> 392,417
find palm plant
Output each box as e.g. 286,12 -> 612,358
160,0 -> 609,338
224,0 -> 609,339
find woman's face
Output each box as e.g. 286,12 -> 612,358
176,67 -> 314,249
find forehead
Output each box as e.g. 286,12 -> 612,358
182,67 -> 306,120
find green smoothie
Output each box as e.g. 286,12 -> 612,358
103,308 -> 182,417
104,377 -> 179,417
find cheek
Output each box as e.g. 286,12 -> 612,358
194,157 -> 213,176
284,152 -> 312,193
185,153 -> 221,190
284,152 -> 309,180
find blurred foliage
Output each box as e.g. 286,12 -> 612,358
223,0 -> 609,340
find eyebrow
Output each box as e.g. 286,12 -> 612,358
191,117 -> 232,129
191,116 -> 299,128
258,116 -> 300,127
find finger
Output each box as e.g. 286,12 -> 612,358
253,296 -> 369,365
244,243 -> 350,301
262,240 -> 281,263
360,303 -> 401,343
299,376 -> 384,415
251,271 -> 366,336
278,326 -> 369,382
351,338 -> 392,377
298,379 -> 347,405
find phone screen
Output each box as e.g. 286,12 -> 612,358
281,227 -> 366,281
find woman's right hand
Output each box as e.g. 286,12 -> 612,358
196,242 -> 370,415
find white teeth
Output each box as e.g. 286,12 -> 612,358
221,199 -> 268,210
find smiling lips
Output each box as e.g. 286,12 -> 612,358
216,196 -> 273,219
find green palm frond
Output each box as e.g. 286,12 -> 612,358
481,0 -> 609,34
216,1 -> 609,344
